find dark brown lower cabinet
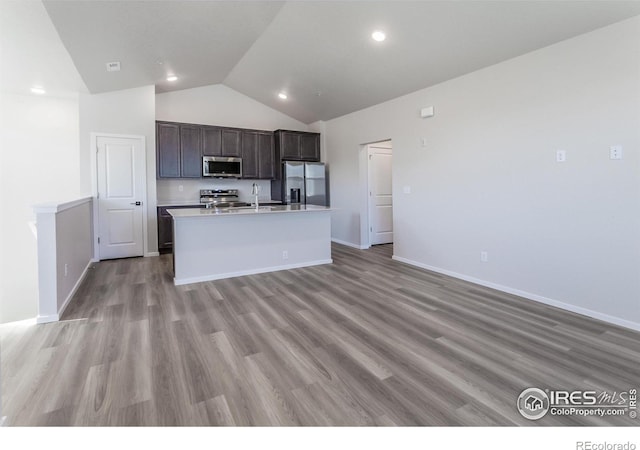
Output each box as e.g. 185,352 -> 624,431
157,205 -> 205,253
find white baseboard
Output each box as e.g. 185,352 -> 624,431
145,251 -> 160,257
36,259 -> 94,325
58,260 -> 93,320
392,255 -> 640,332
331,238 -> 368,250
36,313 -> 59,324
175,259 -> 333,286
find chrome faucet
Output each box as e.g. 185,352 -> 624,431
251,183 -> 260,209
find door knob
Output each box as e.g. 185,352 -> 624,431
130,201 -> 142,206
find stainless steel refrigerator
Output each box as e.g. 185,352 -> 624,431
271,161 -> 327,206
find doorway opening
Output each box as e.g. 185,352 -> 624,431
365,140 -> 393,249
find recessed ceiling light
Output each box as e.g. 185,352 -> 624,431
371,31 -> 386,42
278,92 -> 288,100
166,75 -> 178,82
30,86 -> 45,95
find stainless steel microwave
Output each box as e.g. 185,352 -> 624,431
202,156 -> 242,178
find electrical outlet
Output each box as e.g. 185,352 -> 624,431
480,251 -> 488,263
178,185 -> 184,192
282,250 -> 288,260
403,186 -> 411,194
64,263 -> 68,276
556,150 -> 566,163
610,145 -> 623,160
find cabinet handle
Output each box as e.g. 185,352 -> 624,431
130,201 -> 142,206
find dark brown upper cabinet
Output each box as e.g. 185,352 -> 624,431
241,130 -> 259,179
203,126 -> 241,157
180,125 -> 202,178
157,122 -> 312,180
274,130 -> 320,162
300,133 -> 320,160
241,130 -> 275,180
258,132 -> 275,180
156,122 -> 180,178
221,129 -> 242,157
202,126 -> 222,156
157,122 -> 202,178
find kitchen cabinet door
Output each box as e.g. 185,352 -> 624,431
280,131 -> 301,159
258,132 -> 275,179
158,205 -> 205,252
202,126 -> 222,156
221,129 -> 242,157
157,122 -> 180,178
180,125 -> 202,178
274,130 -> 321,163
300,133 -> 320,161
157,208 -> 173,251
241,131 -> 259,179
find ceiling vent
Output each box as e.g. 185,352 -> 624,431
106,61 -> 121,72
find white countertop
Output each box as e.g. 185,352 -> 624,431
157,201 -> 204,207
167,204 -> 330,218
158,200 -> 283,207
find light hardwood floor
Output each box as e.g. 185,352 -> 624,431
1,244 -> 638,426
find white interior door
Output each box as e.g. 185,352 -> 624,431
97,135 -> 145,259
368,144 -> 393,245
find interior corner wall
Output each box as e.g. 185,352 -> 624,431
308,121 -> 328,162
79,85 -> 158,254
0,0 -> 86,323
0,92 -> 81,323
324,17 -> 640,328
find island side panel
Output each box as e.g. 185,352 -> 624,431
172,210 -> 332,284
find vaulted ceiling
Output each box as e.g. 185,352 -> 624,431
42,1 -> 640,124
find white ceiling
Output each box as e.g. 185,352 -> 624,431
42,1 -> 640,124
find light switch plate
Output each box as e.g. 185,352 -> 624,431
420,106 -> 434,118
610,145 -> 623,160
403,186 -> 411,194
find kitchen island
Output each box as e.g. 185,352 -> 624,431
168,204 -> 332,285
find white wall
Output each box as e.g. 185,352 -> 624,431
0,1 -> 87,323
79,86 -> 158,254
34,198 -> 94,322
155,84 -> 310,203
156,84 -> 309,131
55,201 -> 93,311
325,17 -> 640,329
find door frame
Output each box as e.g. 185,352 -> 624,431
367,144 -> 393,246
90,132 -> 148,261
359,139 -> 393,249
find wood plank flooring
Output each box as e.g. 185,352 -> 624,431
1,243 -> 639,426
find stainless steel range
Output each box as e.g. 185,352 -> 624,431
200,189 -> 250,208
